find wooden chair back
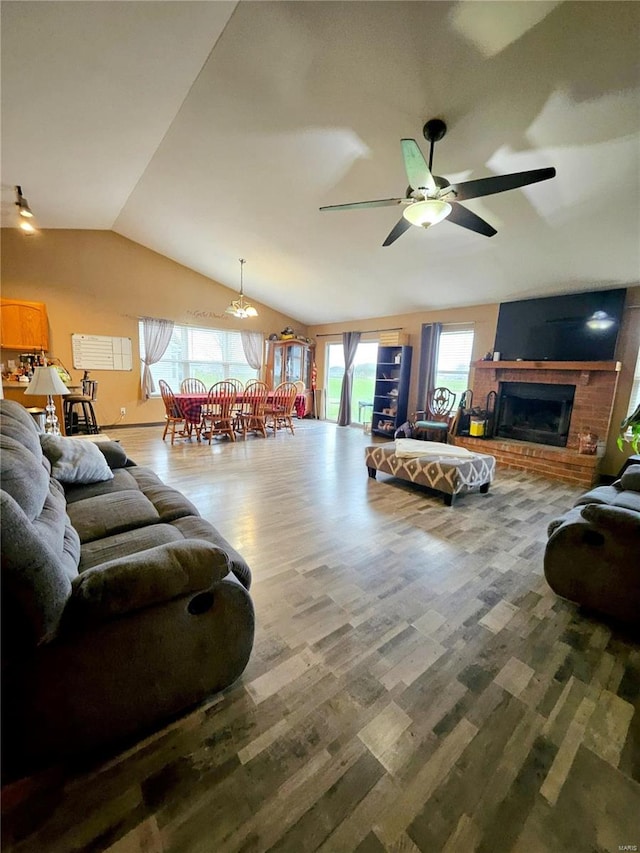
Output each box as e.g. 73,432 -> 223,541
270,381 -> 297,413
427,386 -> 457,422
206,380 -> 238,418
159,380 -> 181,417
226,378 -> 244,395
180,377 -> 206,394
243,380 -> 269,415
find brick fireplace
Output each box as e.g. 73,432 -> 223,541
454,360 -> 621,487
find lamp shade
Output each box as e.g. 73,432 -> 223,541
402,199 -> 452,228
24,366 -> 70,396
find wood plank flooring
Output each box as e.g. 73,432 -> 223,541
2,421 -> 639,852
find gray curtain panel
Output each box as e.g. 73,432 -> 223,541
337,331 -> 361,426
417,322 -> 442,411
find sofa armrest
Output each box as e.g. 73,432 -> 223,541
95,440 -> 131,469
581,502 -> 640,533
63,540 -> 230,627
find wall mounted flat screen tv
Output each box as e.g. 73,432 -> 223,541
494,289 -> 626,362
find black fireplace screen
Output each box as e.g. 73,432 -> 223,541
495,382 -> 575,447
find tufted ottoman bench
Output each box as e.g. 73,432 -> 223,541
365,439 -> 496,506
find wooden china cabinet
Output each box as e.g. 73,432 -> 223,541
265,339 -> 315,416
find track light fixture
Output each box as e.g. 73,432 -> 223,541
15,185 -> 37,234
225,258 -> 258,319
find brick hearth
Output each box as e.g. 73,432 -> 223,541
456,360 -> 621,487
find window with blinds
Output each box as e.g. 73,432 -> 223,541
139,322 -> 259,394
434,327 -> 475,398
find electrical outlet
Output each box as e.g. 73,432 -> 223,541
120,407 -> 126,417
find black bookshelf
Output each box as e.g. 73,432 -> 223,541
371,345 -> 412,438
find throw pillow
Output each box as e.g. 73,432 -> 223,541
40,434 -> 114,484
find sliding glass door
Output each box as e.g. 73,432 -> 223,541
325,341 -> 378,424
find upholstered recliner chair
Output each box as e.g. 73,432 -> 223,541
544,465 -> 640,624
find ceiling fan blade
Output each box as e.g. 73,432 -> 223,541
449,167 -> 556,201
320,198 -> 403,212
401,139 -> 437,195
447,203 -> 497,237
382,217 -> 412,247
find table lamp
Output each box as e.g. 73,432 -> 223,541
24,366 -> 69,434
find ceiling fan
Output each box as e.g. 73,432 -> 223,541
319,118 -> 556,246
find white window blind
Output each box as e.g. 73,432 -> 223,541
138,322 -> 258,394
435,327 -> 475,399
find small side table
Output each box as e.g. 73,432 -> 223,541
358,401 -> 373,429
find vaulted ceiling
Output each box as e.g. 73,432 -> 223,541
2,1 -> 639,324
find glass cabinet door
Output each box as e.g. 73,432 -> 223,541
273,347 -> 283,384
288,344 -> 303,382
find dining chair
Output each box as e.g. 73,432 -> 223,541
201,380 -> 237,443
237,380 -> 269,439
265,381 -> 298,436
226,378 -> 245,429
180,377 -> 207,394
413,386 -> 457,443
159,380 -> 195,444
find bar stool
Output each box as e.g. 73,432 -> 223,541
64,380 -> 100,435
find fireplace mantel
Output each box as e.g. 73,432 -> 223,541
474,360 -> 621,372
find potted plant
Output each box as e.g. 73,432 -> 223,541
617,402 -> 640,453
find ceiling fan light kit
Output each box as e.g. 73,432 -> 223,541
402,199 -> 451,228
320,117 -> 556,246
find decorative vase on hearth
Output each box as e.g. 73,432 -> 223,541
578,427 -> 598,455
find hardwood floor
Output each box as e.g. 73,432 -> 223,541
3,421 -> 639,852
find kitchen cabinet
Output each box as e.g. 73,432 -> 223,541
0,299 -> 49,351
265,340 -> 315,416
371,345 -> 412,438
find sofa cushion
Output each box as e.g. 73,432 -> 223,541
79,523 -> 185,571
137,484 -> 200,523
40,434 -> 114,485
1,490 -> 74,645
0,433 -> 50,522
67,491 -> 161,543
64,468 -> 144,504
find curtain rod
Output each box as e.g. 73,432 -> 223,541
315,326 -> 403,338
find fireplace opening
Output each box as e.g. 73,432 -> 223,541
495,382 -> 575,447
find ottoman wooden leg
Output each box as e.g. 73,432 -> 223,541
480,482 -> 490,494
367,466 -> 377,479
444,493 -> 455,507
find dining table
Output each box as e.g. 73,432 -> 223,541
174,391 -> 307,425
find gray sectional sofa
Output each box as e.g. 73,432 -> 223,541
0,400 -> 254,776
544,464 -> 640,625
